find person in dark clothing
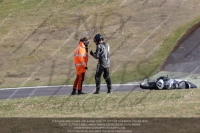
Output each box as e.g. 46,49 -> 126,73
90,34 -> 112,94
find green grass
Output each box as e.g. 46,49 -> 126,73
1,88 -> 200,132
1,0 -> 200,88
1,89 -> 200,117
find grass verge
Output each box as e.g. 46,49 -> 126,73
1,0 -> 200,88
1,89 -> 200,117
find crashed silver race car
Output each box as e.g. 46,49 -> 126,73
140,76 -> 197,90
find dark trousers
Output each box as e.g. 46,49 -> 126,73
95,64 -> 111,90
73,73 -> 85,90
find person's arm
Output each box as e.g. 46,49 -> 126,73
90,45 -> 101,59
79,49 -> 87,68
84,50 -> 88,70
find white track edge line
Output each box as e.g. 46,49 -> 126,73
0,83 -> 140,90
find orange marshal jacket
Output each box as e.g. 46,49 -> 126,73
74,41 -> 88,75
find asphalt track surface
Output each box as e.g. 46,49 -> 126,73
0,84 -> 142,100
162,26 -> 200,73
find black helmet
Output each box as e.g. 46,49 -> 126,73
94,34 -> 104,43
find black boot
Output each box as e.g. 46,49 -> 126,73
107,85 -> 112,94
93,88 -> 100,94
78,90 -> 86,95
71,89 -> 76,95
107,89 -> 111,93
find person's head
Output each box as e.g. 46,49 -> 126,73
93,34 -> 104,45
80,37 -> 89,47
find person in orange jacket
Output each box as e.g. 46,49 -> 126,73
71,37 -> 89,95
